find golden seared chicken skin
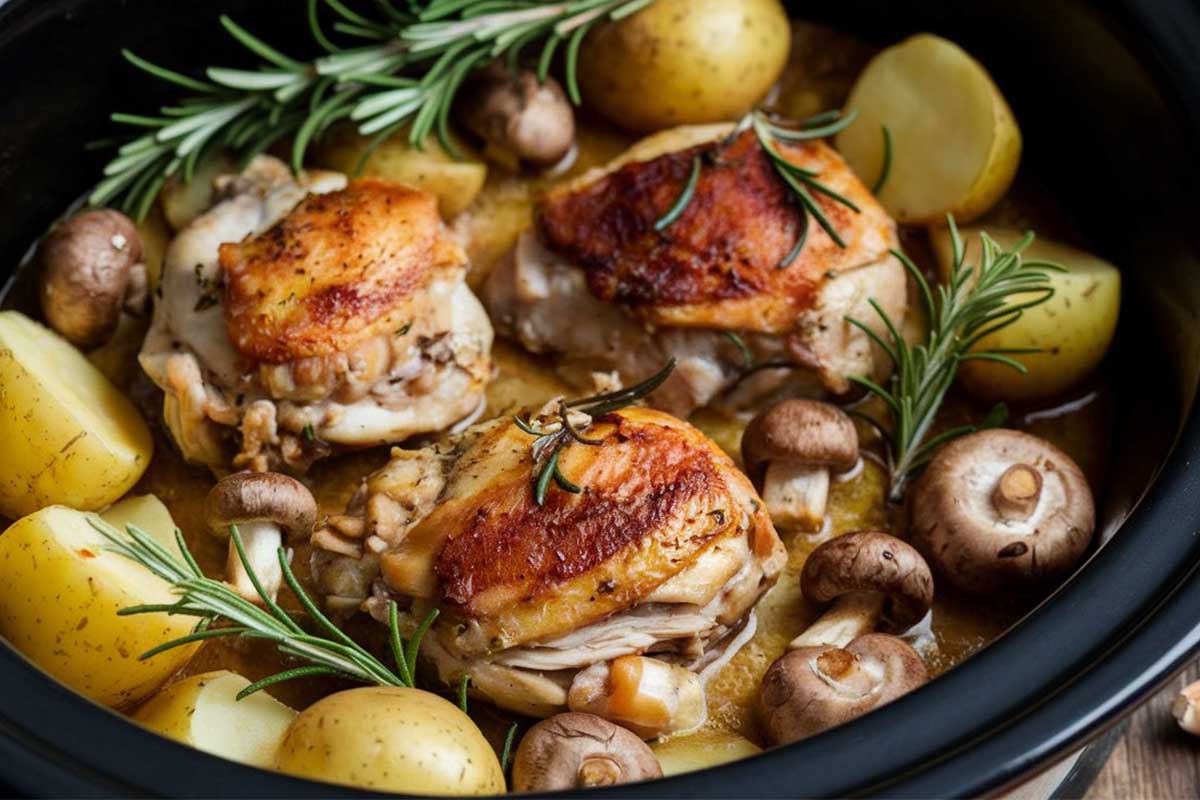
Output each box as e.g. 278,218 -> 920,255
484,124 -> 907,415
311,404 -> 785,733
139,156 -> 493,473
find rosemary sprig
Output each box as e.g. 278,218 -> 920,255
846,215 -> 1061,502
872,124 -> 892,194
93,0 -> 660,220
515,358 -> 676,506
652,109 -> 860,267
89,517 -> 438,698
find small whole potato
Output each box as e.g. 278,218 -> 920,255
273,686 -> 504,795
0,498 -> 198,708
577,0 -> 791,133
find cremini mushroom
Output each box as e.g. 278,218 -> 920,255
1173,680 -> 1200,735
38,208 -> 145,347
459,61 -> 576,169
742,399 -> 859,532
789,531 -> 934,649
566,655 -> 706,739
511,712 -> 661,791
910,429 -> 1095,595
204,471 -> 318,603
760,633 -> 927,745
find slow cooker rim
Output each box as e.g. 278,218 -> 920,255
0,0 -> 1198,797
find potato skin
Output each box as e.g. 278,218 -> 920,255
134,671 -> 296,768
0,500 -> 197,708
0,311 -> 152,518
273,687 -> 504,795
930,227 -> 1121,401
578,0 -> 790,133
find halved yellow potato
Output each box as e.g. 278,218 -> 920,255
836,34 -> 1021,223
134,671 -> 296,768
652,728 -> 762,777
930,227 -> 1121,401
0,311 -> 152,518
313,127 -> 487,218
0,499 -> 197,708
159,151 -> 236,232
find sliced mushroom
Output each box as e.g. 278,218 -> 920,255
459,61 -> 576,169
760,633 -> 927,745
1174,680 -> 1200,736
512,712 -> 661,791
204,471 -> 317,602
742,399 -> 859,532
38,209 -> 144,348
911,429 -> 1095,595
789,531 -> 933,649
567,655 -> 706,739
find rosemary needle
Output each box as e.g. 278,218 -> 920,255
872,124 -> 893,194
654,154 -> 702,231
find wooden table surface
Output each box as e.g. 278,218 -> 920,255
1084,659 -> 1200,799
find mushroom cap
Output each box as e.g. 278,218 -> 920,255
38,209 -> 142,348
760,633 -> 927,745
741,399 -> 859,475
910,429 -> 1095,595
801,531 -> 934,630
462,62 -> 576,166
204,471 -> 317,541
511,712 -> 661,791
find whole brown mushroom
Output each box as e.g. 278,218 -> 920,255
38,209 -> 145,348
760,633 -> 927,745
511,712 -> 662,791
204,471 -> 318,602
742,399 -> 859,532
459,61 -> 576,169
910,429 -> 1095,595
790,530 -> 934,649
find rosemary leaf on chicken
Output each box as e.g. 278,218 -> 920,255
515,358 -> 676,506
847,215 -> 1060,502
653,108 -> 861,265
90,517 -> 436,698
92,0 -> 660,220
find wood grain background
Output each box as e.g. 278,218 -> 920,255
1085,659 -> 1200,799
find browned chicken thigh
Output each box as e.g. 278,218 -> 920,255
139,157 -> 493,473
484,123 -> 907,415
311,403 -> 786,734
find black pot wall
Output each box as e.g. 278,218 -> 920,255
0,1 -> 1198,797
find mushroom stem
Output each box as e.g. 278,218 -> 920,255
226,520 -> 284,603
788,592 -> 884,650
762,461 -> 830,532
810,647 -> 883,698
992,463 -> 1043,521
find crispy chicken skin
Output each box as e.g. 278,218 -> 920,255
485,124 -> 907,414
220,179 -> 465,363
311,405 -> 785,725
139,156 -> 493,473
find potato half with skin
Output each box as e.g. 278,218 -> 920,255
274,687 -> 504,795
313,127 -> 487,218
651,728 -> 762,777
930,227 -> 1121,401
0,498 -> 197,708
836,34 -> 1021,223
0,311 -> 152,518
133,671 -> 296,768
577,0 -> 790,133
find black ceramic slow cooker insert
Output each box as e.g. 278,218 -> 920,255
0,0 -> 1199,796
